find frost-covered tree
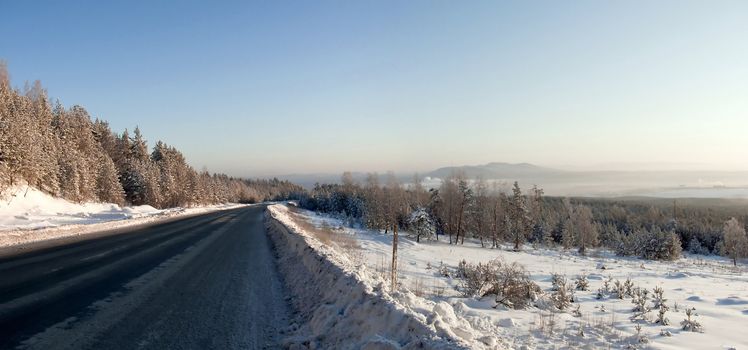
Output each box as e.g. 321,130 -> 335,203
561,198 -> 575,250
26,82 -> 60,195
96,153 -> 125,205
573,205 -> 598,255
438,173 -> 460,244
0,61 -> 295,207
490,188 -> 508,248
529,185 -> 544,225
0,78 -> 36,187
407,207 -> 435,242
618,227 -> 682,261
131,126 -> 150,162
575,274 -> 589,291
509,181 -> 530,251
721,217 -> 748,266
681,307 -> 702,332
454,177 -> 473,244
468,177 -> 491,247
363,173 -> 385,230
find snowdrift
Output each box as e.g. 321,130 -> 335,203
0,185 -> 245,248
0,186 -> 161,231
265,204 -> 470,350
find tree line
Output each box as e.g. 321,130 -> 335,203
0,62 -> 302,207
299,171 -> 748,264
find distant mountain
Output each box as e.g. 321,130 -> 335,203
275,163 -> 748,198
426,162 -> 563,179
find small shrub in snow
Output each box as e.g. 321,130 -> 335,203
602,276 -> 612,293
572,304 -> 582,317
575,274 -> 589,291
613,280 -> 626,299
596,288 -> 605,300
681,307 -> 703,332
458,260 -> 495,297
631,287 -> 651,321
633,324 -> 649,344
651,286 -> 666,309
456,259 -> 469,278
551,281 -> 573,310
432,285 -> 445,298
651,286 -> 669,325
623,278 -> 635,297
550,273 -> 566,291
410,278 -> 426,297
456,258 -> 541,309
659,329 -> 672,337
437,262 -> 451,278
656,302 -> 670,325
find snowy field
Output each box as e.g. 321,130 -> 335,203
0,186 -> 247,248
285,204 -> 748,350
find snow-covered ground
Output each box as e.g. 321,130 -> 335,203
266,204 -> 471,349
286,204 -> 748,350
0,186 -> 246,248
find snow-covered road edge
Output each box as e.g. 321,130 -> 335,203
0,203 -> 248,249
265,204 -> 471,350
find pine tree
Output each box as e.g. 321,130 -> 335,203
26,82 -> 60,195
470,177 -> 491,247
131,126 -> 149,162
509,181 -> 530,251
561,198 -> 575,250
0,81 -> 36,187
573,205 -> 598,255
96,153 -> 125,205
455,178 -> 473,245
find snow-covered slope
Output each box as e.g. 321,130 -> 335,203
0,186 -> 245,247
265,204 -> 473,349
0,186 -> 163,231
289,205 -> 748,350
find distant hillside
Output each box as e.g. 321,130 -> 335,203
426,162 -> 563,179
277,162 -> 748,198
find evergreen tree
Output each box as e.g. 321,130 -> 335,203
573,205 -> 598,255
96,153 -> 125,205
509,181 -> 530,250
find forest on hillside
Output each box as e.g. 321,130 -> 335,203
0,62 -> 302,207
299,171 -> 748,264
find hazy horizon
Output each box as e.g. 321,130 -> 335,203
260,161 -> 748,179
2,1 -> 747,177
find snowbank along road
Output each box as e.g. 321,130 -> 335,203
0,205 -> 290,350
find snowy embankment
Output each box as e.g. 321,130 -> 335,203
265,204 -> 473,350
0,186 -> 246,248
289,206 -> 748,350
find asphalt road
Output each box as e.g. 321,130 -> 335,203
0,205 -> 290,350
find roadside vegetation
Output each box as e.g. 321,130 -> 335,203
298,172 -> 748,265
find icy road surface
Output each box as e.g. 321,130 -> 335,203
0,205 -> 290,349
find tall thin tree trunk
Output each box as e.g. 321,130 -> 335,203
391,224 -> 398,292
456,204 -> 463,245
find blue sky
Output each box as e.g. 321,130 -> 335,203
1,1 -> 747,176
